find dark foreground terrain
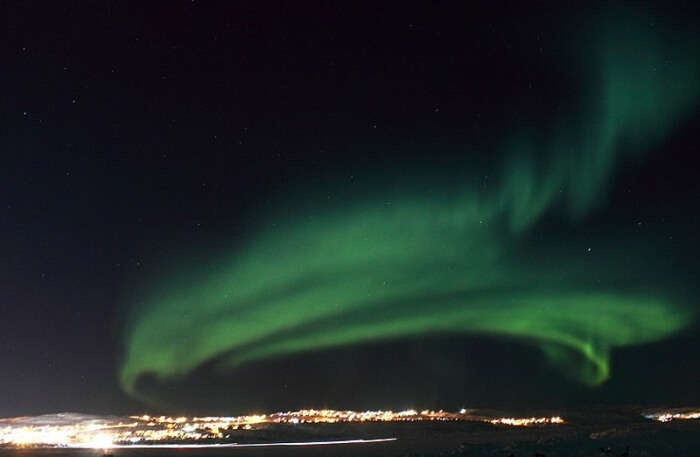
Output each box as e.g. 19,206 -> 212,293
1,407 -> 697,457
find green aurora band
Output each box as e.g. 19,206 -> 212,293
120,15 -> 699,397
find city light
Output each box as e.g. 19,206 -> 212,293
644,410 -> 700,422
489,416 -> 564,426
0,409 -> 566,448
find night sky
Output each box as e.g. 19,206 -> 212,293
2,1 -> 700,417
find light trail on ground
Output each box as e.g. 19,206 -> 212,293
73,437 -> 398,449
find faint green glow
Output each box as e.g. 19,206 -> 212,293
120,14 -> 698,396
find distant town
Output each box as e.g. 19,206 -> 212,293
0,408 -> 565,448
1,408 -> 698,448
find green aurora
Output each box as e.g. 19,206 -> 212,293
120,14 -> 699,397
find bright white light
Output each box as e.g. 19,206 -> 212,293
105,438 -> 398,448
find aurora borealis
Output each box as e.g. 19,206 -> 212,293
3,0 -> 700,420
119,12 -> 699,399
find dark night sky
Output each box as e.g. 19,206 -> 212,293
1,1 -> 699,417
